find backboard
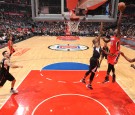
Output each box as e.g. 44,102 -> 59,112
31,0 -> 119,22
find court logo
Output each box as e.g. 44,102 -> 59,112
48,44 -> 89,51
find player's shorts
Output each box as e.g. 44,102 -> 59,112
0,72 -> 15,86
107,51 -> 120,65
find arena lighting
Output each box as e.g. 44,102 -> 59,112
0,1 -> 5,2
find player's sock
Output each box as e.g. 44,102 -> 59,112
10,89 -> 18,94
112,74 -> 116,83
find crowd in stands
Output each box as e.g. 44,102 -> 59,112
0,14 -> 135,43
121,17 -> 135,39
0,0 -> 134,49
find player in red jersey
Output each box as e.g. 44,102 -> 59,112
107,35 -> 120,65
102,11 -> 123,83
7,35 -> 15,56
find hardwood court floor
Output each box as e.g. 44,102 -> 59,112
0,36 -> 135,108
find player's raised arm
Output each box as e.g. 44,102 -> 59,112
117,2 -> 126,37
116,12 -> 122,37
97,22 -> 103,41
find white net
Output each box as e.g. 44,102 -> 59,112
67,20 -> 80,33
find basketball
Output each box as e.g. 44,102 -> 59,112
118,2 -> 126,12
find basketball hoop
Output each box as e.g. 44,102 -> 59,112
64,10 -> 81,33
67,19 -> 80,33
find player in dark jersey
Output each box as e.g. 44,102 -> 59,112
102,11 -> 123,83
80,22 -> 103,90
0,51 -> 23,94
99,42 -> 109,66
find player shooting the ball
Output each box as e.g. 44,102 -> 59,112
102,2 -> 126,83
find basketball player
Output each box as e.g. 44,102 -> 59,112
80,22 -> 103,90
99,42 -> 109,66
0,51 -> 23,94
121,52 -> 135,69
7,35 -> 15,56
102,10 -> 123,83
